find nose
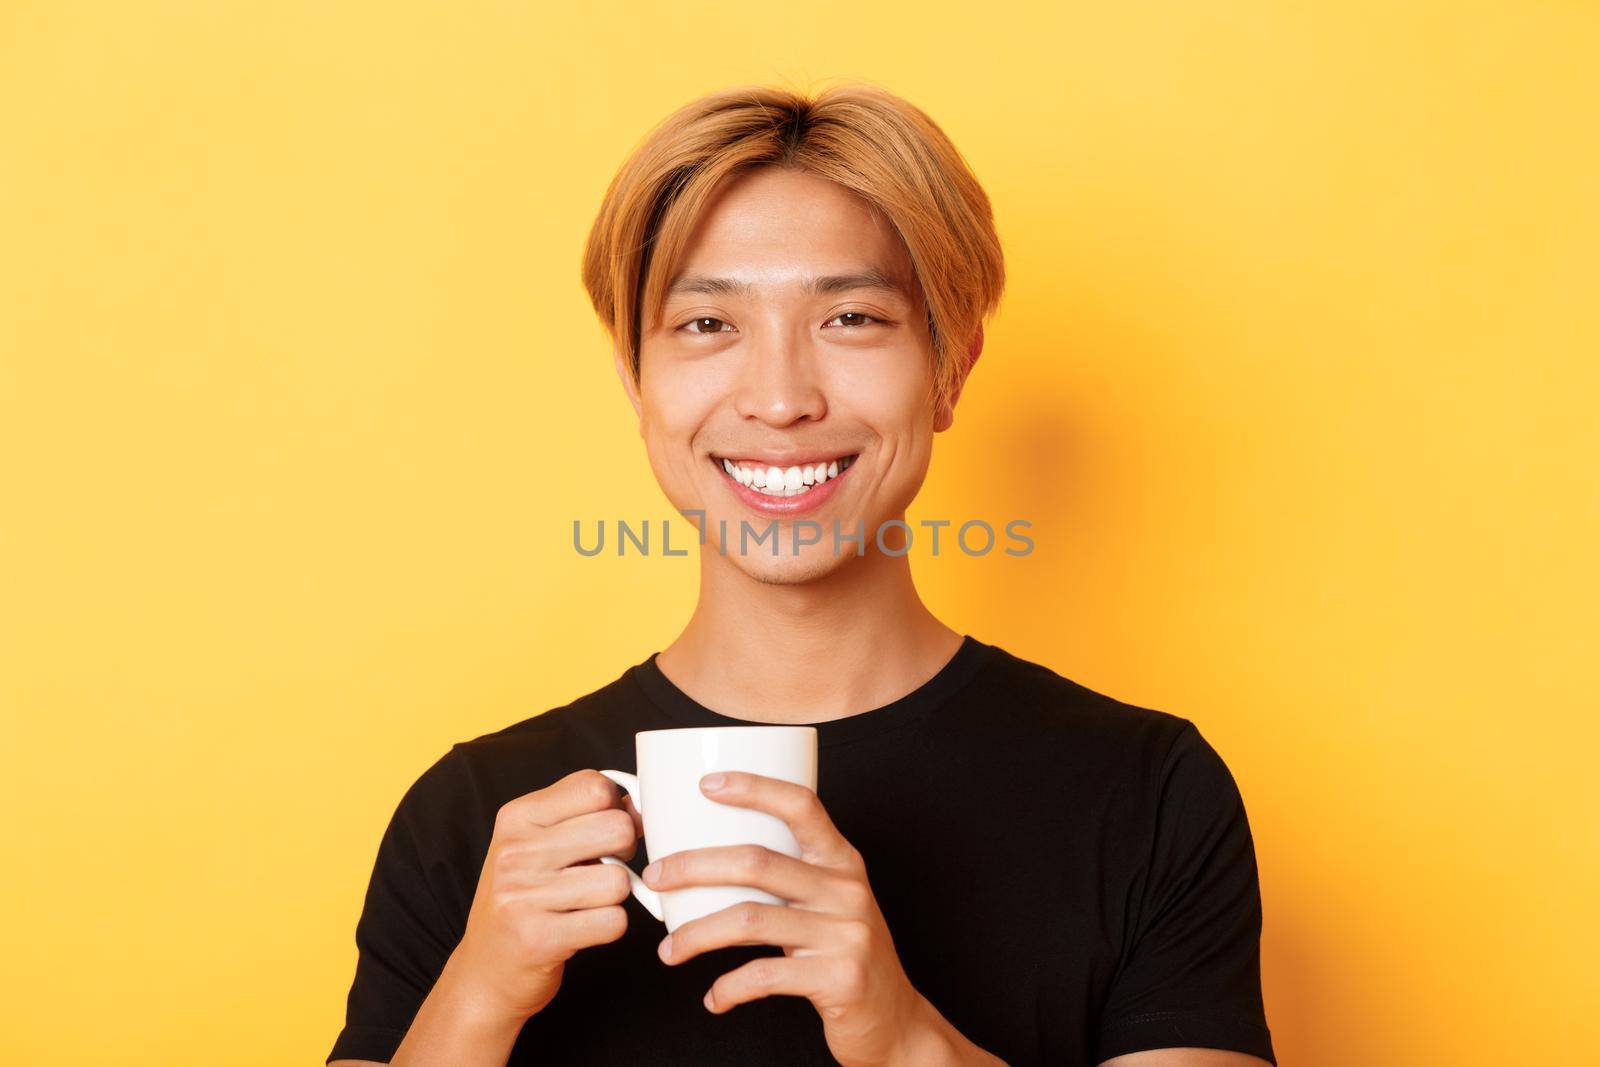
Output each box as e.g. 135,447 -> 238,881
731,326 -> 828,427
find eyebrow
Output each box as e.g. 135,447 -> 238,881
665,266 -> 909,299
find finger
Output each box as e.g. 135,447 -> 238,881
566,801 -> 643,858
547,903 -> 630,953
697,773 -> 860,869
621,792 -> 644,838
523,861 -> 632,911
644,843 -> 858,906
502,769 -> 628,832
703,954 -> 855,1014
659,901 -> 833,966
535,806 -> 640,870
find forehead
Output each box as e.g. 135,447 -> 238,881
665,167 -> 917,295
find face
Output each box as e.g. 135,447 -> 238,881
618,166 -> 974,584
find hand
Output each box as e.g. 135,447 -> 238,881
449,769 -> 643,1023
641,771 -> 946,1067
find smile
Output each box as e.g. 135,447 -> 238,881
711,454 -> 859,498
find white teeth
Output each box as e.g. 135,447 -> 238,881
716,454 -> 858,497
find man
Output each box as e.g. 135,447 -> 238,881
329,82 -> 1276,1067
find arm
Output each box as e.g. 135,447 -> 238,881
328,966 -> 523,1067
331,912 -> 993,1067
1100,1051 -> 1274,1067
327,756 -> 642,1066
1093,723 -> 1276,1066
884,996 -> 1008,1067
384,950 -> 526,1066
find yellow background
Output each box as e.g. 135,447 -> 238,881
3,2 -> 1596,1064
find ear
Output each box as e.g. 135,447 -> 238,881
613,346 -> 643,432
933,324 -> 984,433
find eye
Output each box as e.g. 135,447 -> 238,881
679,316 -> 733,335
824,311 -> 883,328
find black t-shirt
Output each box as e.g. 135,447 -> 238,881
328,636 -> 1276,1066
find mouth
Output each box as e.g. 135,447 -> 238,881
711,453 -> 860,499
706,451 -> 861,519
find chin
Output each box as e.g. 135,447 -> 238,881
726,545 -> 857,586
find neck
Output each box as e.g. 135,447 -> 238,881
655,535 -> 964,724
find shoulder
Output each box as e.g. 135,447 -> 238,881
970,642 -> 1257,874
392,663 -> 648,834
428,662 -> 646,812
351,667 -> 648,914
970,640 -> 1201,773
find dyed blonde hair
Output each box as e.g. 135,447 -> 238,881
581,81 -> 1005,411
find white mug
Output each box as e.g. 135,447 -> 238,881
598,726 -> 818,933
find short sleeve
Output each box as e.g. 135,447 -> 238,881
328,746 -> 486,1064
1095,722 -> 1277,1065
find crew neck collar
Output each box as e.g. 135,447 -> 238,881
627,635 -> 993,747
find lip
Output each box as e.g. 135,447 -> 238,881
713,452 -> 851,467
710,454 -> 857,517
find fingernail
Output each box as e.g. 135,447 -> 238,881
703,990 -> 716,1011
657,935 -> 673,962
701,772 -> 726,791
642,861 -> 661,885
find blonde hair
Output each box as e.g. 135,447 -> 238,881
581,81 -> 1005,410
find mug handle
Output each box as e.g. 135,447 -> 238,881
596,769 -> 664,922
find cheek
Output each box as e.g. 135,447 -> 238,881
637,363 -> 721,476
828,351 -> 937,458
